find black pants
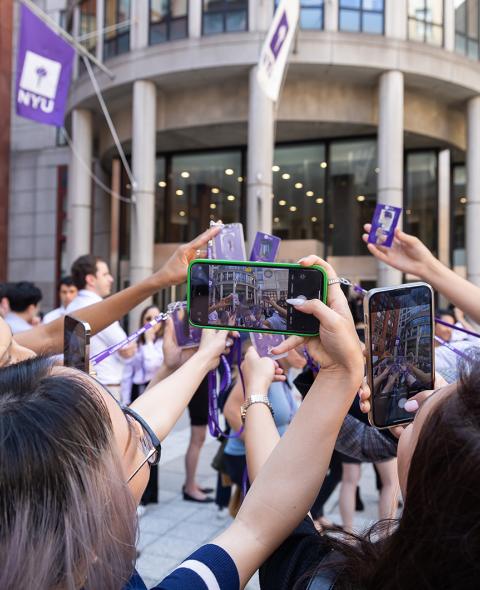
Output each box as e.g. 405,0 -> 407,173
131,383 -> 159,505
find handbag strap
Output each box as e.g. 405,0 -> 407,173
306,550 -> 344,590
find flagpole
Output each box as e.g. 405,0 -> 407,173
18,0 -> 115,80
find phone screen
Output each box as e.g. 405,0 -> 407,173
64,315 -> 91,373
368,284 -> 434,428
189,261 -> 325,336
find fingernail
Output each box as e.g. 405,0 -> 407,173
404,400 -> 419,413
286,296 -> 306,306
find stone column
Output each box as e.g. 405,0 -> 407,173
466,96 -> 480,286
96,0 -> 104,63
247,66 -> 275,249
131,0 -> 149,50
443,0 -> 455,52
384,0 -> 407,39
188,0 -> 202,38
377,70 -> 404,286
324,0 -> 339,31
130,81 -> 157,326
67,109 -> 93,268
255,0 -> 274,31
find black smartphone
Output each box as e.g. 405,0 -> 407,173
364,282 -> 435,429
64,315 -> 91,374
187,259 -> 328,337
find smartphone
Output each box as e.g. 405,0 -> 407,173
168,301 -> 202,349
187,259 -> 328,337
364,282 -> 434,429
64,315 -> 91,373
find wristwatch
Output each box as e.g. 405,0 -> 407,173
240,394 -> 274,424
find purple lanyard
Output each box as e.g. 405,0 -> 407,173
303,348 -> 319,376
435,335 -> 473,361
434,318 -> 480,339
208,337 -> 245,439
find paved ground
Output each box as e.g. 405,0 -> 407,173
136,411 -> 386,588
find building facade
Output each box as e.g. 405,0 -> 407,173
6,0 -> 480,312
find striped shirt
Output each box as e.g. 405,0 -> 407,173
124,544 -> 239,590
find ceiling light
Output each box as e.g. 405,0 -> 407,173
279,200 -> 287,206
316,197 -> 324,204
179,210 -> 186,217
272,165 -> 280,172
320,162 -> 328,169
282,173 -> 291,180
158,180 -> 167,188
225,168 -> 234,176
460,197 -> 467,204
295,182 -> 303,189
176,189 -> 184,196
210,203 -> 217,209
126,183 -> 131,189
329,223 -> 335,229
274,217 -> 280,223
311,216 -> 317,222
180,171 -> 190,178
375,167 -> 380,174
357,195 -> 366,202
306,191 -> 314,197
227,195 -> 235,201
237,176 -> 243,182
289,205 -> 297,212
211,187 -> 220,194
406,209 -> 412,215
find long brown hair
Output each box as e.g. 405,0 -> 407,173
0,357 -> 137,589
301,353 -> 480,589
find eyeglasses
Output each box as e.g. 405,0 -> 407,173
122,406 -> 162,483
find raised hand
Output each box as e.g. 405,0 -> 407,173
241,347 -> 285,394
362,224 -> 435,278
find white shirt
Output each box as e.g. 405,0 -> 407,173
43,306 -> 67,324
5,312 -> 32,334
120,339 -> 164,404
66,290 -> 128,385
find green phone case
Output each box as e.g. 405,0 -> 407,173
187,259 -> 328,337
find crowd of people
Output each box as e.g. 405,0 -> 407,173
1,223 -> 480,589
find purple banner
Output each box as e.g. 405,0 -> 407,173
16,6 -> 74,127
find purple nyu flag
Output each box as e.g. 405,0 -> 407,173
16,6 -> 74,127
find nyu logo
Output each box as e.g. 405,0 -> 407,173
18,50 -> 62,114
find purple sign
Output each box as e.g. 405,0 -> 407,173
16,6 -> 74,127
169,302 -> 202,349
250,332 -> 287,360
270,10 -> 289,60
250,232 -> 281,262
212,223 -> 246,261
368,204 -> 402,248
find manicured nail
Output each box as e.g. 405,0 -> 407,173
404,400 -> 419,413
286,298 -> 306,306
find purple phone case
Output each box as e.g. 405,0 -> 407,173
212,223 -> 246,261
169,302 -> 202,349
368,204 -> 402,248
250,332 -> 287,360
250,232 -> 281,262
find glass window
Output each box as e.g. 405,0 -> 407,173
275,1 -> 324,30
328,139 -> 377,256
272,144 -> 327,243
455,0 -> 480,59
405,151 -> 438,255
451,164 -> 466,267
104,0 -> 131,59
79,0 -> 97,53
408,0 -> 444,47
203,0 -> 248,35
339,0 -> 384,34
158,151 -> 244,242
150,0 -> 188,44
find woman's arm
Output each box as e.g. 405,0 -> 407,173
362,224 -> 480,324
15,226 -> 220,355
212,257 -> 364,587
223,379 -> 246,440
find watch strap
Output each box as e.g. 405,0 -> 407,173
241,394 -> 274,424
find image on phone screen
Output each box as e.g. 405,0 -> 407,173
64,315 -> 90,373
368,284 -> 434,428
189,261 -> 325,336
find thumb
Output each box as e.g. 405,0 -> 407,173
245,346 -> 260,362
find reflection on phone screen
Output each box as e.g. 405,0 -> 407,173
369,285 -> 433,427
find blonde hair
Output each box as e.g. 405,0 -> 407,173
0,357 -> 137,589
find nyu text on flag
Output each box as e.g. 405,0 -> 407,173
257,0 -> 300,102
16,5 -> 74,127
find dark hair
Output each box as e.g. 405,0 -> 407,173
0,283 -> 10,300
71,255 -> 103,290
0,356 -> 137,589
139,304 -> 163,345
58,275 -> 75,290
300,353 -> 480,589
437,307 -> 455,321
7,281 -> 42,312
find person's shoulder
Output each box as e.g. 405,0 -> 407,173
43,307 -> 63,324
260,518 -> 331,590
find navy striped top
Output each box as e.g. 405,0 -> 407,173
124,544 -> 239,590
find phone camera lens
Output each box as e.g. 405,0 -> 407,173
300,273 -> 306,280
